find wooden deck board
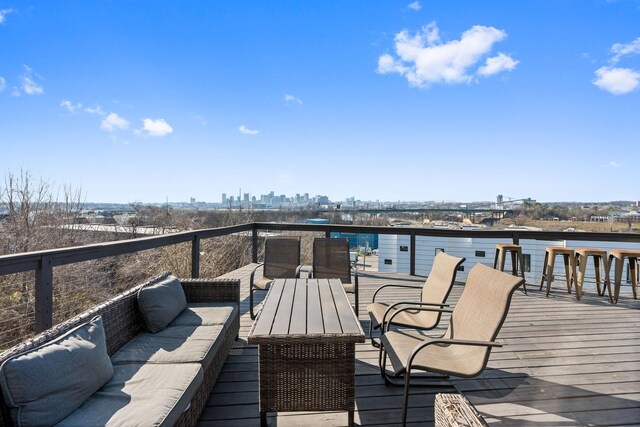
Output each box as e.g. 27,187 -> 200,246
197,263 -> 640,426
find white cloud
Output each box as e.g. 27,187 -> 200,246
593,66 -> 640,95
611,37 -> 640,63
140,118 -> 173,137
193,114 -> 207,125
100,113 -> 130,132
85,105 -> 105,115
607,161 -> 622,168
0,8 -> 12,24
60,100 -> 83,113
284,94 -> 303,104
0,77 -> 5,92
478,52 -> 519,76
20,66 -> 44,95
238,125 -> 259,135
408,1 -> 421,11
377,22 -> 514,87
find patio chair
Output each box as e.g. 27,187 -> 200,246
312,237 -> 359,315
367,251 -> 465,347
249,236 -> 302,319
378,263 -> 524,425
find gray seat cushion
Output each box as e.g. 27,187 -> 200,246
110,325 -> 225,370
138,275 -> 188,333
170,302 -> 237,327
0,316 -> 113,427
56,362 -> 203,427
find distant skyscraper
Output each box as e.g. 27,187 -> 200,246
222,193 -> 227,204
190,197 -> 196,204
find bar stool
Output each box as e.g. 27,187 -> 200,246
493,243 -> 527,294
607,249 -> 640,304
539,246 -> 577,297
574,248 -> 612,302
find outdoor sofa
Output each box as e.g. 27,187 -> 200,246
0,272 -> 240,427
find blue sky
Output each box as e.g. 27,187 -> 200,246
1,1 -> 639,204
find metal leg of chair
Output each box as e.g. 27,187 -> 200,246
369,322 -> 381,348
546,254 -> 556,297
630,257 -> 638,299
594,255 -> 603,296
402,369 -> 412,427
613,255 -> 623,304
249,287 -> 255,320
517,249 -> 527,294
576,253 -> 587,301
563,254 -> 572,294
540,251 -> 549,291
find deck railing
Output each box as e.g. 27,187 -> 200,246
1,222 -> 639,335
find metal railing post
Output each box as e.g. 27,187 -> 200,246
410,231 -> 416,276
252,226 -> 258,263
35,255 -> 53,333
191,235 -> 200,278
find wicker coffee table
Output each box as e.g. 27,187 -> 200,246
248,278 -> 365,426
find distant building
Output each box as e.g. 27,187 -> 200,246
330,232 -> 378,251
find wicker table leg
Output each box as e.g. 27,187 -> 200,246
260,411 -> 267,427
348,410 -> 354,426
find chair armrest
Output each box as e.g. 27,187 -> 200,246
411,338 -> 502,357
295,264 -> 303,278
180,278 -> 240,305
372,283 -> 423,302
384,304 -> 453,332
249,263 -> 264,288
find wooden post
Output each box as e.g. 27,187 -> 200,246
35,255 -> 53,333
410,231 -> 416,276
191,235 -> 200,278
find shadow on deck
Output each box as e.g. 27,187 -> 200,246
198,264 -> 640,426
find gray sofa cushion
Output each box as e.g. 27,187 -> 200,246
110,325 -> 225,370
138,275 -> 188,333
56,362 -> 203,427
170,302 -> 237,327
0,316 -> 113,427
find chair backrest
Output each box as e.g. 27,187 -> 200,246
313,238 -> 352,284
421,251 -> 465,305
263,237 -> 301,279
444,263 -> 524,376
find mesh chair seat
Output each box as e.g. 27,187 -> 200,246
252,277 -> 273,291
368,302 -> 441,330
382,330 -> 487,377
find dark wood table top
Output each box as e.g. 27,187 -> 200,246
247,278 -> 365,345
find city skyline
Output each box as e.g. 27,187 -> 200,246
1,1 -> 639,203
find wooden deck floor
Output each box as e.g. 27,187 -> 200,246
197,264 -> 640,426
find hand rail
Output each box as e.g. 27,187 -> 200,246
1,221 -> 639,333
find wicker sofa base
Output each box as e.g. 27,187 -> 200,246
0,273 -> 241,427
